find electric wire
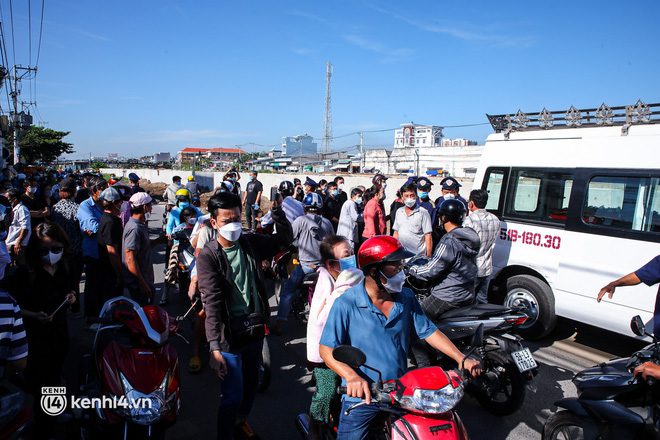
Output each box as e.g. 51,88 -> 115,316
35,0 -> 43,68
8,0 -> 15,67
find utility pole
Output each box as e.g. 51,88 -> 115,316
322,62 -> 333,153
10,66 -> 37,165
358,131 -> 364,172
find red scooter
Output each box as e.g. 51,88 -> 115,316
78,297 -> 181,439
296,339 -> 480,440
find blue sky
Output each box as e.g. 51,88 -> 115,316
2,0 -> 659,159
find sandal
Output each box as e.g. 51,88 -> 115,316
189,356 -> 202,374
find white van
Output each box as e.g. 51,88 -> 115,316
474,101 -> 660,339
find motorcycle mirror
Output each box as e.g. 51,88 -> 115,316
333,345 -> 367,369
631,315 -> 647,337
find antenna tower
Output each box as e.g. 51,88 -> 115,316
322,62 -> 333,153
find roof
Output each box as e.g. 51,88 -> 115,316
180,147 -> 247,154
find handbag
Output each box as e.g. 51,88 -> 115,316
228,312 -> 266,348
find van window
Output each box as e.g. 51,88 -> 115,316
583,176 -> 660,232
504,169 -> 574,225
485,170 -> 505,210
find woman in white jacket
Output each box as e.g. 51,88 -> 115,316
306,235 -> 364,440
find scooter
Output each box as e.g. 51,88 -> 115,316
296,328 -> 484,440
172,228 -> 195,300
78,297 -> 182,439
406,256 -> 538,416
0,379 -> 31,440
542,315 -> 660,440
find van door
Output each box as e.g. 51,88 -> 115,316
556,169 -> 660,334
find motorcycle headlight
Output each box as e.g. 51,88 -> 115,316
396,383 -> 464,414
113,372 -> 176,425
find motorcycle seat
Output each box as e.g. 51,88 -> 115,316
440,303 -> 517,319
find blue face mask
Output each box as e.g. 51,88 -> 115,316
417,191 -> 428,200
331,190 -> 339,196
335,255 -> 357,271
179,202 -> 190,209
249,176 -> 254,181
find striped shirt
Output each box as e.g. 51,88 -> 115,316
0,290 -> 28,378
463,209 -> 501,277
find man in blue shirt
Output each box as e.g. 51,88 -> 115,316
598,254 -> 660,334
319,236 -> 480,440
77,176 -> 108,327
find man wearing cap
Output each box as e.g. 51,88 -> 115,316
322,181 -> 341,231
393,182 -> 433,258
304,176 -> 318,195
186,175 -> 200,198
415,176 -> 437,223
242,171 -> 263,231
77,176 -> 108,325
123,192 -> 163,306
128,172 -> 145,194
434,177 -> 469,211
98,187 -> 125,302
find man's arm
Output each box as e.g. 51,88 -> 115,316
78,202 -> 100,234
320,344 -> 372,404
424,233 -> 433,258
597,272 -> 641,302
409,239 -> 454,281
125,249 -> 149,294
425,330 -> 479,374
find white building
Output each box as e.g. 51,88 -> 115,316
154,152 -> 171,163
441,138 -> 478,147
394,123 -> 444,149
282,134 -> 317,156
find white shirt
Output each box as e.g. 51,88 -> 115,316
337,199 -> 363,244
7,203 -> 31,246
260,196 -> 304,227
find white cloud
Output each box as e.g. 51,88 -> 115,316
110,129 -> 257,144
343,35 -> 415,62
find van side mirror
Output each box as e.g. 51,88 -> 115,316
631,315 -> 647,337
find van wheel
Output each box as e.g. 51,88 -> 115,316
504,275 -> 556,340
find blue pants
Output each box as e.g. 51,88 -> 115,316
217,339 -> 263,440
336,399 -> 381,440
276,264 -> 315,321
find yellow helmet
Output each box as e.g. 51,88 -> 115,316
176,188 -> 191,200
188,175 -> 195,181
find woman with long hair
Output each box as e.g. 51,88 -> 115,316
7,221 -> 76,438
362,186 -> 387,241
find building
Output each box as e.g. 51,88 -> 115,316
177,147 -> 246,166
441,138 -> 478,147
154,152 -> 171,163
394,123 -> 444,148
282,134 -> 317,156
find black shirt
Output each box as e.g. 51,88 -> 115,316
336,191 -> 348,208
75,188 -> 89,204
245,180 -> 263,205
97,212 -> 123,276
323,196 -> 341,231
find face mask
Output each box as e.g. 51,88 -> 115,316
145,212 -> 151,220
382,182 -> 387,189
331,190 -> 338,196
381,193 -> 386,201
354,197 -> 363,204
417,191 -> 428,200
218,221 -> 242,242
179,202 -> 190,209
249,176 -> 254,181
404,198 -> 416,208
443,193 -> 456,200
230,178 -> 236,182
338,184 -> 344,190
336,255 -> 357,271
44,190 -> 53,197
42,249 -> 63,266
379,270 -> 405,293
29,187 -> 37,194
186,218 -> 197,225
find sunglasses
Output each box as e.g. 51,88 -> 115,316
39,246 -> 64,256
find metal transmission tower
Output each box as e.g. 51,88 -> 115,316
321,62 -> 333,153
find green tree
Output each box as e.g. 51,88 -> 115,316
7,126 -> 74,164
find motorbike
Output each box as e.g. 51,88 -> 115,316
406,255 -> 538,416
0,379 -> 31,440
542,315 -> 660,440
296,328 -> 484,440
162,205 -> 173,233
78,297 -> 182,439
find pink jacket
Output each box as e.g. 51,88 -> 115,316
306,267 -> 364,363
362,199 -> 386,239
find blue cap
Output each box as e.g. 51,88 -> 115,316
441,177 -> 461,190
128,172 -> 140,182
416,177 -> 433,190
304,177 -> 318,187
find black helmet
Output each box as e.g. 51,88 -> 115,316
279,180 -> 294,197
438,199 -> 466,225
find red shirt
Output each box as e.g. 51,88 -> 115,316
362,198 -> 386,239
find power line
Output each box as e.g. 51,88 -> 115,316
34,0 -> 43,68
28,0 -> 31,67
8,0 -> 15,67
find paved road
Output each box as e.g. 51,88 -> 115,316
63,202 -> 648,440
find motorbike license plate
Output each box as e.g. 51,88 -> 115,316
511,348 -> 537,372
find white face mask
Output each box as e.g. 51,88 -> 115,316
404,198 -> 416,208
380,270 -> 405,293
382,182 -> 387,189
186,218 -> 197,225
42,249 -> 63,266
218,222 -> 242,242
29,187 -> 37,194
354,196 -> 363,204
443,193 -> 456,200
338,183 -> 345,190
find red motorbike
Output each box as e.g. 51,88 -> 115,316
78,297 -> 181,439
296,342 -> 478,440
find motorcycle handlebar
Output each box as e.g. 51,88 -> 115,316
337,382 -> 382,397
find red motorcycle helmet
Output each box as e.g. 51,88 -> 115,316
358,236 -> 414,270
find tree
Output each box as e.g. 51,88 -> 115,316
7,126 -> 74,164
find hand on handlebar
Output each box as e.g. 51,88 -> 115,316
345,376 -> 371,405
463,358 -> 482,378
633,361 -> 660,383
